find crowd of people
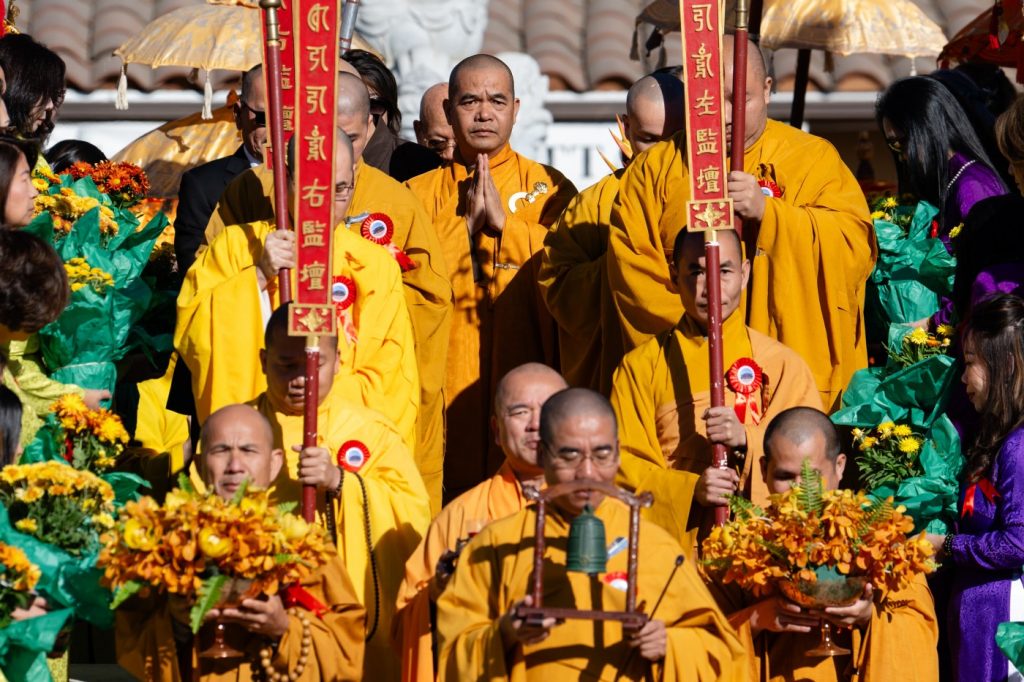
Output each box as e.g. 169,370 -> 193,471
2,24 -> 1024,682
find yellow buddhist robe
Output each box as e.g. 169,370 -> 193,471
608,120 -> 876,411
538,170 -> 625,394
175,219 -> 419,451
134,354 -> 190,472
406,144 -> 576,498
435,499 -> 749,680
254,392 -> 430,682
203,162 -> 453,514
711,574 -> 938,681
611,313 -> 821,556
114,555 -> 367,681
394,461 -> 529,682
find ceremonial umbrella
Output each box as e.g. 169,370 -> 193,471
938,0 -> 1024,81
636,0 -> 947,126
113,0 -> 372,118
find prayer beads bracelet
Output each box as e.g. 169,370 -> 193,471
942,532 -> 955,559
258,607 -> 311,682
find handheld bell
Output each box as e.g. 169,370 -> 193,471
566,504 -> 607,576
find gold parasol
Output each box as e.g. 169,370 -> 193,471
759,0 -> 946,58
114,0 -> 373,118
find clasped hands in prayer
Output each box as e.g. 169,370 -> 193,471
499,595 -> 667,662
466,153 -> 507,237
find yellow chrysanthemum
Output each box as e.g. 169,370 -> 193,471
937,324 -> 956,338
907,328 -> 930,345
877,422 -> 896,438
899,437 -> 921,454
870,210 -> 886,220
893,424 -> 913,438
859,436 -> 879,451
949,224 -> 963,239
851,428 -> 864,439
14,518 -> 37,534
882,197 -> 899,209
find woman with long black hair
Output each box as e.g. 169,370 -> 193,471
0,33 -> 67,144
877,77 -> 1007,245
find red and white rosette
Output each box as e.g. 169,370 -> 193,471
331,276 -> 358,345
360,213 -> 394,245
602,571 -> 629,593
337,440 -> 370,472
726,358 -> 763,425
757,179 -> 782,198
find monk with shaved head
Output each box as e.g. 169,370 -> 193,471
608,33 -> 876,414
406,53 -> 577,502
414,83 -> 455,162
394,362 -> 567,681
540,67 -> 685,393
116,404 -> 367,681
705,406 -> 940,681
434,387 -> 749,679
192,65 -> 455,513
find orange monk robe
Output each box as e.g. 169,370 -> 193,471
611,313 -> 821,556
175,219 -> 419,449
203,162 -> 453,513
115,555 -> 366,682
393,462 -> 529,682
406,145 -> 576,496
538,170 -> 625,394
709,574 -> 939,681
608,120 -> 877,412
253,392 -> 430,681
435,499 -> 749,681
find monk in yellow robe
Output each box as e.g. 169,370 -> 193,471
608,36 -> 876,412
406,54 -> 577,500
612,229 -> 820,555
393,363 -> 567,681
175,130 -> 420,455
252,305 -> 430,682
435,388 -> 748,680
540,69 -> 683,393
202,71 -> 452,512
250,303 -> 432,679
115,404 -> 367,681
706,407 -> 939,681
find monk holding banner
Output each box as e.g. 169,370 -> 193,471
607,34 -> 875,411
434,388 -> 748,680
406,54 -> 577,500
393,363 -> 567,682
254,305 -> 429,681
539,69 -> 684,394
612,228 -> 820,555
201,68 -> 452,512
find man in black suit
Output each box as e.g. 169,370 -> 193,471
174,64 -> 266,274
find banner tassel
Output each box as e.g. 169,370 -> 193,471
202,70 -> 214,120
115,64 -> 128,111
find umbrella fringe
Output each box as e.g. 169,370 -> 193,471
116,64 -> 128,111
202,71 -> 213,121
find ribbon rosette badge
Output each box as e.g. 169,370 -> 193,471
337,440 -> 370,472
360,213 -> 394,245
727,358 -> 764,425
331,276 -> 356,311
602,571 -> 629,593
758,179 -> 782,198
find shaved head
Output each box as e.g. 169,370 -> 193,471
623,71 -> 685,157
449,54 -> 515,98
494,362 -> 567,414
723,34 -> 772,152
336,71 -> 372,159
338,58 -> 360,78
200,404 -> 283,498
672,225 -> 742,268
492,363 -> 568,476
202,404 -> 274,452
539,388 -> 617,445
763,407 -> 841,463
415,83 -> 455,162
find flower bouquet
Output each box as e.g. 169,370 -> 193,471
67,161 -> 150,210
23,395 -> 129,473
887,324 -> 955,370
852,421 -> 926,490
0,462 -> 117,629
702,460 -> 935,656
99,479 -> 334,656
0,541 -> 74,682
24,168 -> 169,395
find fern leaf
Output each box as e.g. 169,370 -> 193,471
798,458 -> 824,515
190,573 -> 227,634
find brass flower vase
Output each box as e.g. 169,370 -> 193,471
779,567 -> 868,658
198,578 -> 255,660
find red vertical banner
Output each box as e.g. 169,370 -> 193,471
681,0 -> 733,231
288,0 -> 339,337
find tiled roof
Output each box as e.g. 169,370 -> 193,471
21,0 -> 995,95
17,0 -> 240,93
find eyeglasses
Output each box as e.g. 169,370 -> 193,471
239,100 -> 266,127
335,182 -> 355,201
542,444 -> 618,470
425,138 -> 456,154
